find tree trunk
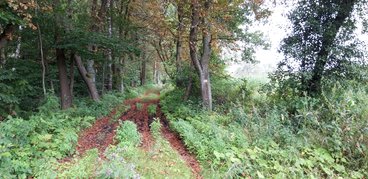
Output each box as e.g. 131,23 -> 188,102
106,0 -> 113,91
69,53 -> 75,103
14,26 -> 22,59
183,63 -> 193,101
117,57 -> 125,92
54,0 -> 72,109
189,0 -> 213,111
56,48 -> 72,109
74,54 -> 100,101
140,56 -> 146,86
305,0 -> 355,96
37,23 -> 46,96
200,0 -> 213,110
153,59 -> 158,84
175,1 -> 183,74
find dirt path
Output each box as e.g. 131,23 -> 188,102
121,97 -> 158,150
76,110 -> 119,157
73,90 -> 202,178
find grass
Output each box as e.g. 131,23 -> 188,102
121,120 -> 193,179
140,93 -> 160,102
40,110 -> 193,179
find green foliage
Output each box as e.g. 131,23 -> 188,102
161,83 -> 368,178
97,146 -> 141,178
150,118 -> 161,139
116,121 -> 141,147
147,104 -> 157,116
0,93 -> 126,178
141,93 -> 160,102
57,149 -> 99,178
277,0 -> 367,95
117,121 -> 193,178
0,60 -> 44,117
69,92 -> 125,118
111,104 -> 128,122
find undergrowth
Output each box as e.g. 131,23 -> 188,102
118,119 -> 193,178
0,92 -> 126,178
160,82 -> 368,178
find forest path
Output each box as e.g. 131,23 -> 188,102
74,88 -> 202,178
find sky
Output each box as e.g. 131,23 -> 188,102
225,2 -> 292,78
226,1 -> 368,79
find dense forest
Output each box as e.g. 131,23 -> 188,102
1,0 -> 368,178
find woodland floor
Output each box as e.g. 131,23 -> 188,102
72,90 -> 202,178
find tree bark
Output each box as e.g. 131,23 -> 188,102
74,54 -> 100,101
200,0 -> 213,111
189,0 -> 213,111
56,48 -> 72,109
153,59 -> 158,84
184,66 -> 193,101
117,56 -> 125,92
106,0 -> 113,91
15,26 -> 22,59
140,55 -> 146,86
54,0 -> 72,109
69,53 -> 75,103
175,0 -> 183,74
37,23 -> 47,96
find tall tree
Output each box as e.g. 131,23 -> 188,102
189,0 -> 213,110
278,0 -> 364,96
175,0 -> 184,75
106,0 -> 114,91
54,0 -> 73,109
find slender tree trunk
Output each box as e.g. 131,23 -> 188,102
175,1 -> 183,74
153,59 -> 157,84
43,51 -> 54,93
107,0 -> 113,91
116,54 -> 125,92
183,63 -> 193,101
15,26 -> 22,59
74,54 -> 100,101
140,56 -> 146,86
102,62 -> 106,94
175,1 -> 184,87
37,23 -> 47,96
69,53 -> 75,103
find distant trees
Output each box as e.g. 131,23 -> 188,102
277,0 -> 367,96
0,0 -> 269,112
